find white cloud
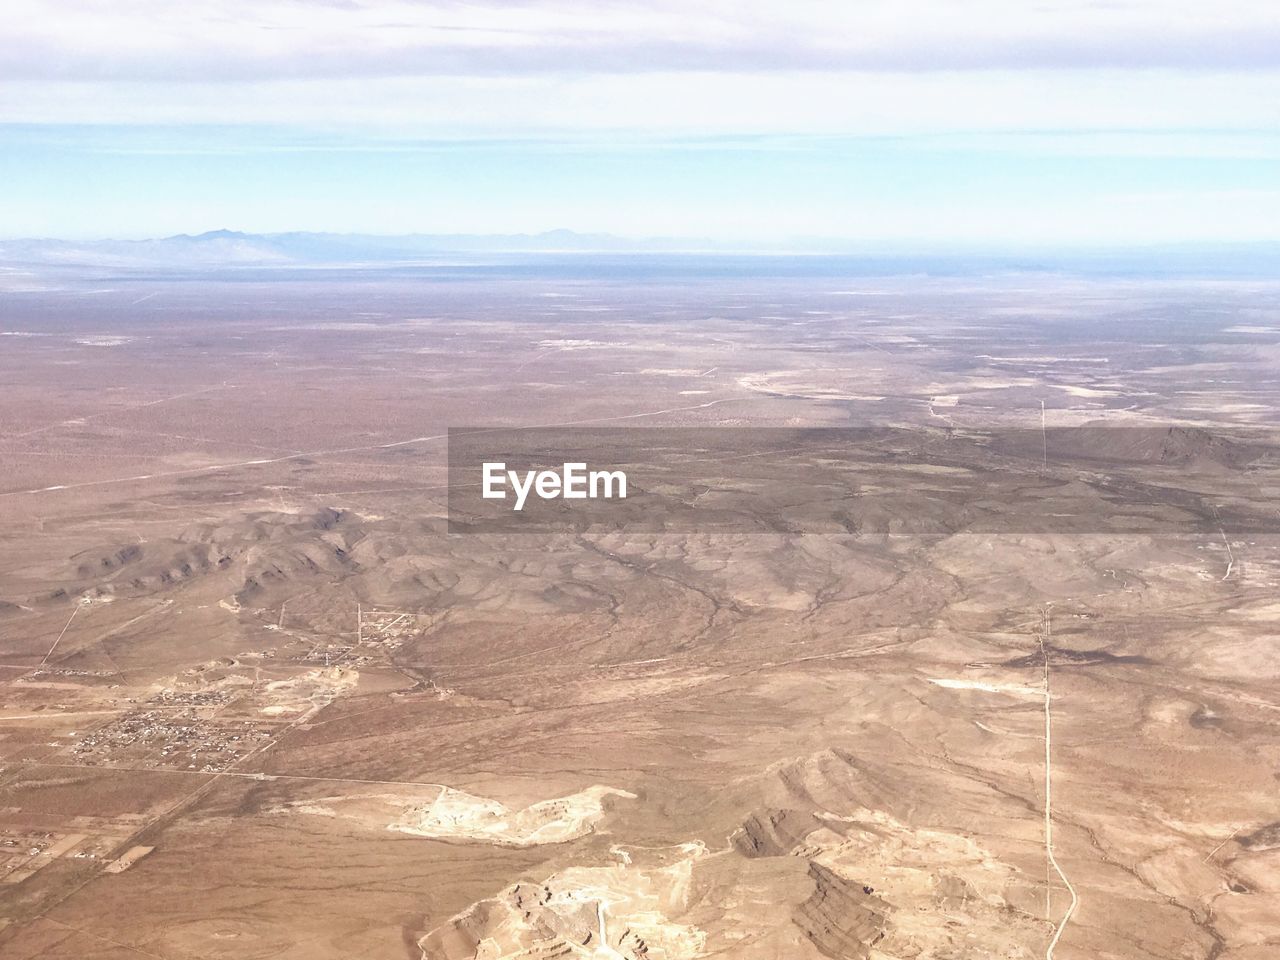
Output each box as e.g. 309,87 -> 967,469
2,2 -> 1277,135
3,1 -> 1280,80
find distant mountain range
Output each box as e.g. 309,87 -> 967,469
1,230 -> 1277,278
0,229 -> 723,266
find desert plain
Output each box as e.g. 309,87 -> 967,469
1,257 -> 1279,959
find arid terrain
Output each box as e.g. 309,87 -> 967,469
2,257 -> 1280,959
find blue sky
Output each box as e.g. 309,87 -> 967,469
2,1 -> 1278,245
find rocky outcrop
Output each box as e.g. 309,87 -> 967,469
793,861 -> 887,959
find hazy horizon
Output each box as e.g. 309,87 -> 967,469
7,225 -> 1280,253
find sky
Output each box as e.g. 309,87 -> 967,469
1,0 -> 1278,245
